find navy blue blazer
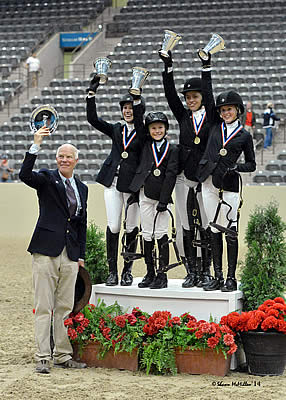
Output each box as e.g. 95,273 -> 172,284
19,152 -> 88,261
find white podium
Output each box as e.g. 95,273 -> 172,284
90,278 -> 243,322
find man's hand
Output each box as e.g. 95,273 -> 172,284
34,126 -> 50,146
78,260 -> 85,269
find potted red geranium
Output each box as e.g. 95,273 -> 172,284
140,310 -> 237,376
65,299 -> 149,371
221,297 -> 286,376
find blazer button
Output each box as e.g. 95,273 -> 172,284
67,230 -> 69,233
68,218 -> 71,222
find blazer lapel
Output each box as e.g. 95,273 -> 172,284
53,170 -> 69,211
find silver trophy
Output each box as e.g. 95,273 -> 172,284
30,104 -> 59,134
159,29 -> 182,58
129,67 -> 150,96
198,33 -> 225,60
93,57 -> 112,84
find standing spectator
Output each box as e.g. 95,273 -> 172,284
263,102 -> 280,149
241,101 -> 256,136
26,53 -> 40,88
19,127 -> 88,373
0,154 -> 13,182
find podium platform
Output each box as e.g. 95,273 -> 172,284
91,278 -> 243,322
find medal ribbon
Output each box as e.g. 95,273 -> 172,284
192,111 -> 206,136
221,122 -> 243,148
152,140 -> 170,167
123,125 -> 136,150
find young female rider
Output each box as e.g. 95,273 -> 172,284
159,50 -> 212,289
86,75 -> 145,286
197,52 -> 256,292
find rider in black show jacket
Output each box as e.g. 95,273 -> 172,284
160,50 -> 212,289
196,53 -> 256,292
86,75 -> 146,287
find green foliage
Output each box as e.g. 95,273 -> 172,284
140,338 -> 177,375
240,201 -> 286,311
85,222 -> 108,284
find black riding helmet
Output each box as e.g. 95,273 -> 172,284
119,94 -> 146,113
145,111 -> 169,130
216,91 -> 245,115
181,77 -> 202,95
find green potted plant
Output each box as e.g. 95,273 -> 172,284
239,201 -> 286,311
65,299 -> 150,371
85,222 -> 109,284
140,310 -> 237,376
221,297 -> 286,375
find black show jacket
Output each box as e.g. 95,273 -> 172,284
86,96 -> 145,193
196,70 -> 256,192
162,70 -> 210,181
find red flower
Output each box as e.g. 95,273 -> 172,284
273,297 -> 285,304
81,318 -> 90,328
263,299 -> 275,307
74,312 -> 84,323
114,315 -> 126,328
168,317 -> 181,327
90,333 -> 95,339
67,328 -> 77,340
207,336 -> 219,349
261,316 -> 278,331
227,343 -> 237,355
195,330 -> 204,339
223,333 -> 235,346
64,318 -> 74,327
77,325 -> 84,334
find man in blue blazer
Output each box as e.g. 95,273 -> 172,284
19,126 -> 88,374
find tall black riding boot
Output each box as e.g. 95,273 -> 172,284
150,234 -> 168,289
221,228 -> 238,292
182,228 -> 198,288
105,227 -> 119,286
197,228 -> 213,287
120,227 -> 139,286
138,239 -> 155,288
204,232 -> 224,291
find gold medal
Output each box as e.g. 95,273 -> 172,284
121,151 -> 129,159
219,148 -> 227,156
153,168 -> 161,177
194,136 -> 200,144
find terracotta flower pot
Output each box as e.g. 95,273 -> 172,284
175,347 -> 231,377
240,331 -> 286,376
73,341 -> 138,371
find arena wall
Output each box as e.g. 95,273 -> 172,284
1,183 -> 285,259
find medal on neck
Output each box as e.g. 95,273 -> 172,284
152,140 -> 169,176
219,122 -> 242,156
121,125 -> 136,159
192,111 -> 206,144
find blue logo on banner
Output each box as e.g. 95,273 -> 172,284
60,32 -> 98,48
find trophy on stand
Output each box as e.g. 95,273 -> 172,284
93,57 -> 112,84
159,29 -> 182,58
30,105 -> 59,134
198,33 -> 225,60
129,67 -> 150,96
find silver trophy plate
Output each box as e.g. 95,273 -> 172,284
30,104 -> 59,134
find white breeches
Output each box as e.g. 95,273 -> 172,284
104,177 -> 140,234
139,188 -> 170,241
202,176 -> 240,233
